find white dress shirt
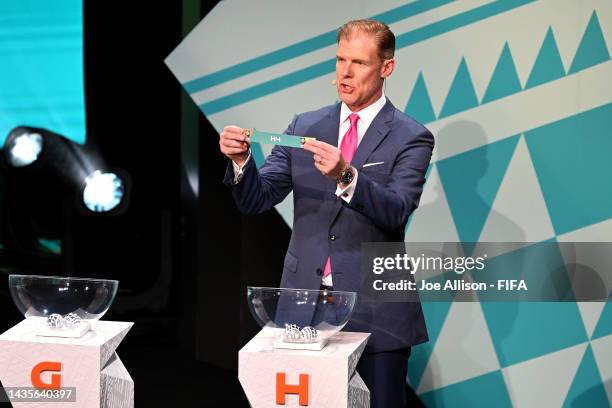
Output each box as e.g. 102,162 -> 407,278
334,93 -> 387,203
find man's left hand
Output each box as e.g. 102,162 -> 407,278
303,139 -> 347,181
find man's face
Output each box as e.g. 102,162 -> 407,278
335,33 -> 393,111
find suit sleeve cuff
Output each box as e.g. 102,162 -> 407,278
231,151 -> 251,184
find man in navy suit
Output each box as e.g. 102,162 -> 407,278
220,19 -> 433,408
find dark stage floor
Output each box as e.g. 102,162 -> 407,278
117,342 -> 248,407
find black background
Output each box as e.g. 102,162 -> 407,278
0,1 -> 290,406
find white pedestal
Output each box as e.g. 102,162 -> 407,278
0,319 -> 134,408
239,329 -> 370,407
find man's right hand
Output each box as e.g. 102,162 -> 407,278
219,125 -> 251,167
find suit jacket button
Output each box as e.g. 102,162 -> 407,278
329,234 -> 337,241
316,268 -> 323,276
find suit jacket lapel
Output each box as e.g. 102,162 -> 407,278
307,103 -> 340,147
327,100 -> 395,229
350,99 -> 394,169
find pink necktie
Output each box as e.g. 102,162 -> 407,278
323,113 -> 359,278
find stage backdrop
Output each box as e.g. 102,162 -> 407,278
0,0 -> 86,145
166,1 -> 612,406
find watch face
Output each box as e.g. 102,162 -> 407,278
340,167 -> 354,184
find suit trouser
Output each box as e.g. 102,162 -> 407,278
356,347 -> 412,408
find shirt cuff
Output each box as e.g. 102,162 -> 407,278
232,151 -> 251,184
335,168 -> 358,203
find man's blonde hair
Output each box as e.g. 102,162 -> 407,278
337,19 -> 395,60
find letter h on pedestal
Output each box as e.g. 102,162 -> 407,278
276,372 -> 309,406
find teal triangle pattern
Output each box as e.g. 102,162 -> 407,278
562,345 -> 609,407
569,11 -> 610,74
419,370 -> 512,407
408,301 -> 453,390
525,27 -> 566,89
405,163 -> 433,233
524,103 -> 612,235
408,270 -> 456,389
482,42 -> 522,103
481,301 -> 588,367
471,240 -> 575,302
438,57 -> 479,118
437,135 -> 519,243
591,298 -> 612,340
405,72 -> 436,124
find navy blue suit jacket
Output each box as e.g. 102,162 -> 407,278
224,99 -> 434,352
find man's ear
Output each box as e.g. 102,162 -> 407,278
381,58 -> 395,79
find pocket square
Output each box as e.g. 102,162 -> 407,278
362,161 -> 384,168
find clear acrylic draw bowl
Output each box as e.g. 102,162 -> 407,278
247,286 -> 357,350
8,274 -> 119,338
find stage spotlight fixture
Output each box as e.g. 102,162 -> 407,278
1,126 -> 88,272
4,130 -> 44,167
2,126 -> 90,185
1,126 -> 131,275
82,170 -> 125,213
